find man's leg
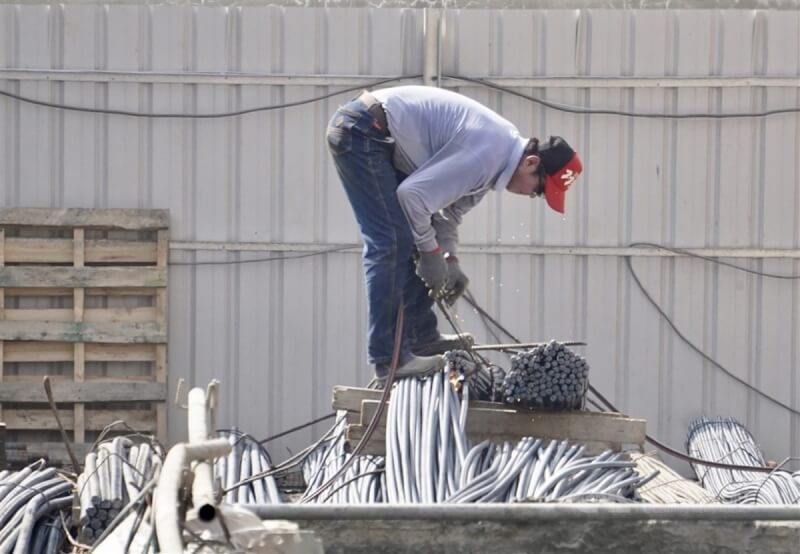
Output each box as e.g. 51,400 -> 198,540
326,102 -> 443,377
402,255 -> 439,348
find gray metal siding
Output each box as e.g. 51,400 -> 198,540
0,5 -> 799,470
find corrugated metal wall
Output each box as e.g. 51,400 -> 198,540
1,4 -> 799,471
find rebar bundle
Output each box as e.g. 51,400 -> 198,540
301,369 -> 655,504
0,461 -> 73,554
502,341 -> 589,410
215,431 -> 284,505
687,416 -> 800,504
77,436 -> 164,545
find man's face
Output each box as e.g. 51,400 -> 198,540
506,155 -> 545,198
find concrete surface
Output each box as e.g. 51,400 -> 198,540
295,518 -> 800,553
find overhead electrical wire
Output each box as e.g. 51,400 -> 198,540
2,72 -> 798,120
446,74 -> 800,119
630,242 -> 800,280
168,244 -> 356,267
0,75 -> 418,118
625,243 -> 800,418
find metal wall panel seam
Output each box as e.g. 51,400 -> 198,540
4,70 -> 800,88
166,241 -> 800,258
750,10 -> 768,434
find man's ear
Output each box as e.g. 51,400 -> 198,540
524,154 -> 541,170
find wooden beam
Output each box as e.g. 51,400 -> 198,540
0,266 -> 166,288
2,342 -> 157,362
333,385 -> 500,413
0,320 -> 166,343
0,229 -> 5,423
358,400 -> 645,446
4,238 -> 157,264
3,307 -> 158,322
73,228 -> 86,443
0,382 -> 167,403
0,208 -> 169,230
2,408 -> 156,432
154,229 -> 168,442
4,287 -> 158,297
5,441 -> 93,468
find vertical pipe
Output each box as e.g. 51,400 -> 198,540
188,387 -> 217,520
423,8 -> 441,87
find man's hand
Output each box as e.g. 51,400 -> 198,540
416,248 -> 448,297
443,254 -> 469,306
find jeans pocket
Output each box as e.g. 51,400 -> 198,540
326,127 -> 352,155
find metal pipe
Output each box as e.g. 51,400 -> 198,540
153,438 -> 231,554
423,9 -> 441,87
187,387 -> 217,519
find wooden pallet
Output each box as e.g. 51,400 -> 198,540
333,386 -> 646,457
0,208 -> 169,466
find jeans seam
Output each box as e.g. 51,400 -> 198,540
367,149 -> 399,366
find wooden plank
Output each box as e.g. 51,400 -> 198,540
0,208 -> 169,230
2,409 -> 156,431
4,238 -> 157,264
358,400 -> 645,446
4,287 -> 157,297
0,423 -> 5,469
332,386 -> 384,413
333,385 -> 541,414
2,376 -> 72,384
463,407 -> 646,445
3,375 -> 157,384
3,342 -> 157,362
74,343 -> 85,442
3,307 -> 158,322
0,229 -> 5,423
155,229 -> 168,442
5,441 -> 93,468
0,382 -> 167,403
88,343 -> 157,362
0,266 -> 166,288
73,228 -> 86,444
0,320 -> 167,343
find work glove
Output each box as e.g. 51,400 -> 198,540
443,254 -> 469,306
416,248 -> 448,297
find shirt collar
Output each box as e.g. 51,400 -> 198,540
493,135 -> 528,191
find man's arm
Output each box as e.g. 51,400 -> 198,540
396,146 -> 486,253
431,193 -> 487,256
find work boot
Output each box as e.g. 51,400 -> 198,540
411,333 -> 475,356
374,353 -> 446,384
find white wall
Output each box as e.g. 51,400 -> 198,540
1,4 -> 799,472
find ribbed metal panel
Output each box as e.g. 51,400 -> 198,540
1,5 -> 799,472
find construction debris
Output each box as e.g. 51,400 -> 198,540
301,370 -> 656,504
0,461 -> 73,553
687,416 -> 800,504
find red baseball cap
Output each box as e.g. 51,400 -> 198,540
539,136 -> 583,214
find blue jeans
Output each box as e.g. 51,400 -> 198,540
326,97 -> 439,365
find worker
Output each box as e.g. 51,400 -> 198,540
326,85 -> 583,382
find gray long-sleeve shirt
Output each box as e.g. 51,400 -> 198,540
371,86 -> 527,254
